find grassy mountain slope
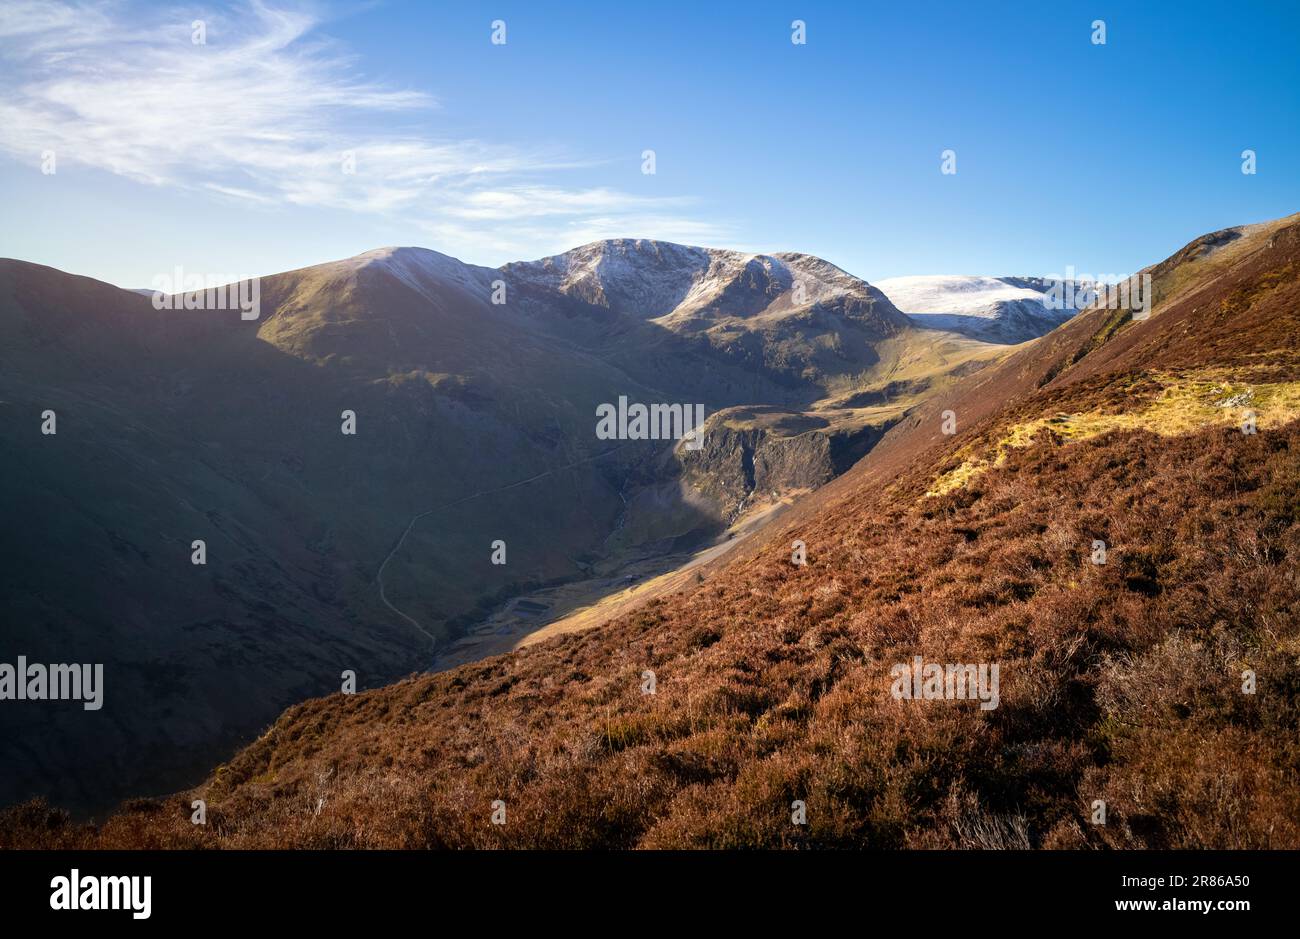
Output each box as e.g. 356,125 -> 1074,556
8,213 -> 1296,847
0,240 -> 1008,817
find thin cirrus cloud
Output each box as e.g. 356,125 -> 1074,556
0,0 -> 731,258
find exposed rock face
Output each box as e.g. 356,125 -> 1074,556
676,406 -> 897,520
502,239 -> 913,395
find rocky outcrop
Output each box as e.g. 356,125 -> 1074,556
675,406 -> 896,520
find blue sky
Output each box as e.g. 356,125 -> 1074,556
1,0 -> 1297,287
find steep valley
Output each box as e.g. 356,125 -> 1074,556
3,213 -> 1296,846
0,239 -> 1011,816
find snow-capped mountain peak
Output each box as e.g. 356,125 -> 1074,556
875,274 -> 1081,344
502,238 -> 897,326
349,246 -> 496,298
874,275 -> 1046,317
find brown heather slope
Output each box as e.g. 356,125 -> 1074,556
0,241 -> 1004,816
845,214 -> 1300,493
4,215 -> 1299,848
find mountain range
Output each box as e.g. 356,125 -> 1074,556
0,238 -> 1016,813
2,215 -> 1297,848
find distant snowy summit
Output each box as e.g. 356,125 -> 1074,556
876,274 -> 1094,344
502,237 -> 903,328
308,242 -> 1086,347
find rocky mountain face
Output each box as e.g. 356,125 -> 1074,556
503,239 -> 915,397
11,214 -> 1295,849
0,238 -> 1001,816
674,406 -> 898,521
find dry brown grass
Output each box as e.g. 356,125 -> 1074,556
4,216 -> 1299,851
4,408 -> 1299,850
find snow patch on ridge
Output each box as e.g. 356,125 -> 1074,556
504,238 -> 887,322
876,275 -> 1076,344
352,246 -> 496,300
874,275 -> 1044,319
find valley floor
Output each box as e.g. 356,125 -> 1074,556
431,494 -> 799,671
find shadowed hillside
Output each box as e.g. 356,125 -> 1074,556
6,214 -> 1296,848
0,241 -> 1009,815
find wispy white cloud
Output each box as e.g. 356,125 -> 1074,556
0,1 -> 731,257
0,0 -> 115,47
442,187 -> 693,222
